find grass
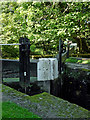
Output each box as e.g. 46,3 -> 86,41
2,101 -> 41,119
0,102 -> 2,120
65,57 -> 90,64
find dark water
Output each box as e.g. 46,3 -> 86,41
3,82 -> 44,96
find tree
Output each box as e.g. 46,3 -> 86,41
0,2 -> 89,58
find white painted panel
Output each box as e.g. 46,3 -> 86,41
37,58 -> 51,81
50,59 -> 54,80
37,58 -> 58,81
49,58 -> 58,80
54,58 -> 58,79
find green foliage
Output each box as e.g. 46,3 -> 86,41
30,44 -> 44,55
2,101 -> 41,118
2,45 -> 19,59
0,2 -> 89,58
30,44 -> 36,52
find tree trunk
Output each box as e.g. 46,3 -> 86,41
73,37 -> 89,53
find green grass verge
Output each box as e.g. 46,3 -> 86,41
0,102 -> 2,120
65,57 -> 90,64
2,101 -> 41,119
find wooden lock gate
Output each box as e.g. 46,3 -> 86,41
0,38 -> 68,89
0,37 -> 30,88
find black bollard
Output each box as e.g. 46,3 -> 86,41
19,37 -> 30,88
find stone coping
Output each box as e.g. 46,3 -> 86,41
2,84 -> 90,118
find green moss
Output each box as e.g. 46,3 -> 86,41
81,68 -> 90,72
77,60 -> 82,63
65,57 -> 90,64
65,58 -> 78,63
2,84 -> 90,118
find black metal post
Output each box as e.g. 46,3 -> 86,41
0,46 -> 2,84
67,42 -> 70,58
19,37 -> 30,88
58,38 -> 63,75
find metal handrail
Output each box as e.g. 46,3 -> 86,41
0,43 -> 20,46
